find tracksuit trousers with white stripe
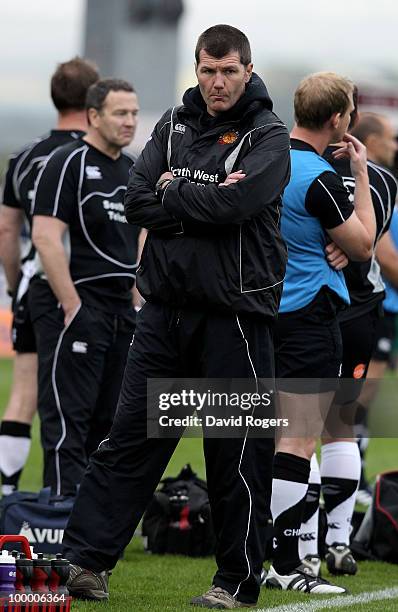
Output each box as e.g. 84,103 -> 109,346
33,303 -> 136,496
62,301 -> 275,604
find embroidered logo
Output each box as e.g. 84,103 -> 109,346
174,123 -> 186,134
342,178 -> 355,202
299,532 -> 317,541
72,341 -> 88,354
353,363 -> 366,379
218,130 -> 239,145
328,522 -> 341,529
283,528 -> 301,537
85,165 -> 102,179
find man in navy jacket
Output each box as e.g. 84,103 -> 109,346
63,24 -> 290,609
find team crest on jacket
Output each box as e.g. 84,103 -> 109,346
218,130 -> 239,145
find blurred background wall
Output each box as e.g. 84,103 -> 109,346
1,0 -> 398,159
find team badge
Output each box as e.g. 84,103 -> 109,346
85,165 -> 102,179
353,363 -> 366,379
218,130 -> 239,145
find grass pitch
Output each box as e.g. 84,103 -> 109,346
0,358 -> 397,611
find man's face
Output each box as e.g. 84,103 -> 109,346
370,119 -> 397,167
332,94 -> 354,142
195,49 -> 253,116
91,90 -> 139,148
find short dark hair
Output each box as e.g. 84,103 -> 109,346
51,57 -> 99,112
294,72 -> 354,130
195,24 -> 251,66
350,112 -> 387,144
85,78 -> 135,113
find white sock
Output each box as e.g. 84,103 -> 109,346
0,435 -> 31,477
321,441 -> 360,546
299,453 -> 321,558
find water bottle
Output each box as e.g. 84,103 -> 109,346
0,550 -> 16,597
31,552 -> 51,592
167,488 -> 191,554
49,553 -> 70,596
15,553 -> 33,593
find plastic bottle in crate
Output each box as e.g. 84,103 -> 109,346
0,550 -> 16,598
49,554 -> 70,596
15,553 -> 33,593
30,553 -> 51,593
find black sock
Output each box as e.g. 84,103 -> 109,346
271,452 -> 311,574
299,454 -> 321,558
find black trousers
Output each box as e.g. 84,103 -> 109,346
34,303 -> 135,496
62,302 -> 275,603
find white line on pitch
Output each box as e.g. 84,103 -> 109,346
256,586 -> 398,612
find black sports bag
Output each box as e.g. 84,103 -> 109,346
142,464 -> 216,557
352,470 -> 398,563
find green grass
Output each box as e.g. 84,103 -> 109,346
1,358 -> 398,611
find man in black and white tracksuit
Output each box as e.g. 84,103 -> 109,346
62,25 -> 290,608
0,57 -> 99,495
30,79 -> 140,497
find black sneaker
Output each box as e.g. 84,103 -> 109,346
190,586 -> 256,609
67,563 -> 110,601
265,564 -> 347,594
325,543 -> 358,575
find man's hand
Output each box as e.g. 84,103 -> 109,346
155,171 -> 174,198
32,215 -> 83,327
331,133 -> 368,178
132,283 -> 144,312
157,171 -> 174,183
63,298 -> 82,327
325,241 -> 349,270
219,170 -> 246,187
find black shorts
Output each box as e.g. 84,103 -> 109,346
11,291 -> 36,353
339,304 -> 380,379
275,289 -> 343,392
372,310 -> 397,362
333,304 -> 380,406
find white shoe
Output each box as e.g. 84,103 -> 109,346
264,564 -> 347,594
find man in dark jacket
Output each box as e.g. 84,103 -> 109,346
0,58 -> 99,495
63,24 -> 290,609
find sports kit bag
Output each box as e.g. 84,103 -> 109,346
352,470 -> 398,563
142,464 -> 216,557
0,487 -> 75,555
